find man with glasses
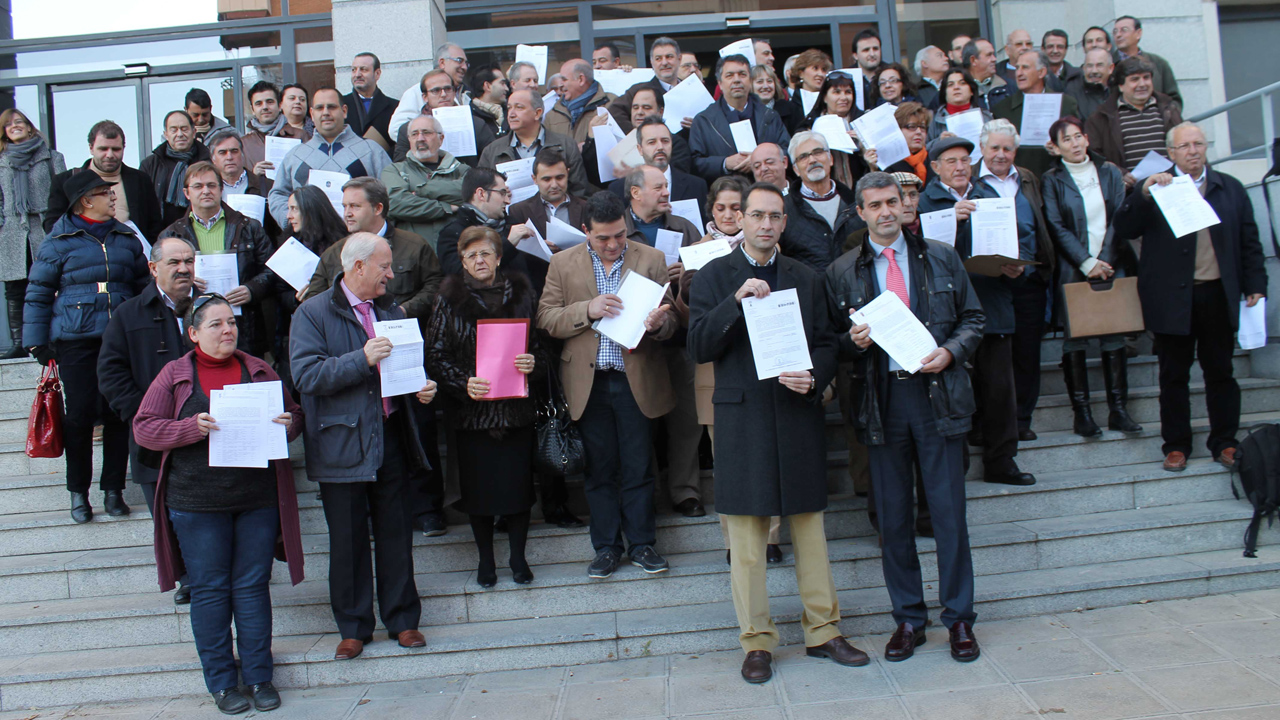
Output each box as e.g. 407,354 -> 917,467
383,114 -> 466,252
608,36 -> 689,133
478,88 -> 591,197
1115,122 -> 1266,473
778,132 -> 857,273
390,43 -> 471,140
437,167 -> 550,294
391,69 -> 492,165
690,54 -> 790,183
267,86 -> 392,229
1111,16 -> 1180,108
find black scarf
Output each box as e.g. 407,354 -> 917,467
161,145 -> 197,208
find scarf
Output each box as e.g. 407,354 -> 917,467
464,269 -> 507,311
69,213 -> 117,241
247,113 -> 287,136
705,220 -> 745,249
945,103 -> 972,116
472,99 -> 504,123
4,137 -> 48,216
462,203 -> 505,230
566,82 -> 600,125
161,145 -> 197,209
799,182 -> 837,201
904,146 -> 929,183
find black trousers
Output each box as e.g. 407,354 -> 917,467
578,370 -> 657,554
318,413 -> 421,640
1011,277 -> 1048,431
57,339 -> 129,494
408,402 -> 444,520
969,334 -> 1019,473
868,375 -> 975,630
1155,280 -> 1241,458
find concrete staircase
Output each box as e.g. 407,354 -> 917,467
0,338 -> 1277,711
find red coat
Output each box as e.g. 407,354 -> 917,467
133,350 -> 305,592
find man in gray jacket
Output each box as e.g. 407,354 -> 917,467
290,232 -> 438,661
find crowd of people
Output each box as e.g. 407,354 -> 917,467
0,13 -> 1268,714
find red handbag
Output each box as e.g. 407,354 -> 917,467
26,360 -> 64,459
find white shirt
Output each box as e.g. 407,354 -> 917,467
1063,158 -> 1107,275
978,162 -> 1019,199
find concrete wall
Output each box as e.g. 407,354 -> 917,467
331,0 -> 447,103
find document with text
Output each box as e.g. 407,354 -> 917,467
851,290 -> 938,374
742,288 -> 814,380
373,319 -> 427,398
1150,174 -> 1222,238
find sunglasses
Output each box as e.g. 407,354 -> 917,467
191,292 -> 227,315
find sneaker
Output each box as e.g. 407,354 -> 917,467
587,548 -> 620,579
629,545 -> 670,574
418,512 -> 447,537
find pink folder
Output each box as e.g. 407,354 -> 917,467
476,319 -> 530,400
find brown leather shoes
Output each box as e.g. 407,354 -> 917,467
1216,447 -> 1238,469
806,636 -> 870,667
397,629 -> 426,648
334,638 -> 365,660
884,623 -> 926,662
1163,451 -> 1188,472
740,650 -> 773,684
949,621 -> 980,662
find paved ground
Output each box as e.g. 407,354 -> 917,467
6,589 -> 1280,720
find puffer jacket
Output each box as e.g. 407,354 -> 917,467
825,231 -> 985,445
23,215 -> 150,347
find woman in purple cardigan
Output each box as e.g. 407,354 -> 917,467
134,293 -> 304,716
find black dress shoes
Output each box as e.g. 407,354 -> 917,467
884,623 -> 926,662
544,504 -> 586,528
740,650 -> 773,683
70,492 -> 92,524
673,498 -> 706,517
984,466 -> 1036,486
476,563 -> 497,588
949,621 -> 980,662
1018,428 -> 1038,442
212,688 -> 251,715
418,512 -> 447,537
248,682 -> 281,711
806,636 -> 870,666
103,489 -> 130,516
174,582 -> 191,605
766,544 -> 782,563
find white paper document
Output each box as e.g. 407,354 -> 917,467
835,68 -> 865,110
799,88 -> 820,116
542,91 -> 559,114
920,209 -> 957,247
432,104 -> 477,158
194,254 -> 242,316
596,68 -> 655,96
593,122 -> 624,182
123,219 -> 151,258
812,114 -> 856,153
1130,150 -> 1173,181
373,319 -> 427,398
495,157 -> 537,203
729,119 -> 757,153
944,109 -> 985,162
220,381 -> 288,460
1150,175 -> 1223,238
263,136 -> 301,181
515,44 -> 549,84
516,219 -> 553,262
606,130 -> 643,174
1020,93 -> 1063,146
593,270 -> 669,350
547,215 -> 587,249
655,228 -> 683,265
266,237 -> 322,292
970,198 -> 1020,259
852,103 -> 910,170
741,288 -> 814,380
224,193 -> 266,224
307,169 -> 349,216
851,290 -> 938,374
207,381 -> 287,468
669,198 -> 702,232
719,39 -> 756,66
1239,298 -> 1268,350
662,74 -> 716,133
678,239 -> 732,271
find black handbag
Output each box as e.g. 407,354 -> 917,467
535,365 -> 585,476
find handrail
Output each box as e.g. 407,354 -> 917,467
1187,79 -> 1280,164
1187,80 -> 1280,123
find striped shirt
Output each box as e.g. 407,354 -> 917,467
590,243 -> 628,371
1117,97 -> 1168,172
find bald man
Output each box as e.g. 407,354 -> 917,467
544,58 -> 624,144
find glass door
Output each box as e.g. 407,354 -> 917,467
51,80 -> 144,168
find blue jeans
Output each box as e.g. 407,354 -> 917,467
169,505 -> 279,693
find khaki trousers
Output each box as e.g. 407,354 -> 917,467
723,512 -> 842,653
708,426 -> 780,544
662,347 -> 704,504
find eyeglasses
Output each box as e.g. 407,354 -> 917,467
425,85 -> 455,96
794,148 -> 829,164
443,56 -> 469,65
461,249 -> 497,262
746,211 -> 784,223
484,187 -> 513,199
1171,141 -> 1206,152
901,123 -> 928,131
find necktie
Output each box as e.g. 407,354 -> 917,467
354,302 -> 393,417
883,247 -> 910,309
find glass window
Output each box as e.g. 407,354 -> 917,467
448,8 -> 580,33
52,83 -> 142,168
894,0 -> 980,68
592,36 -> 642,69
148,75 -> 234,142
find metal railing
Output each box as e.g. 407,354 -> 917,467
1188,79 -> 1280,164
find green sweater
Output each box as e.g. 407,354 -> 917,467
190,212 -> 227,255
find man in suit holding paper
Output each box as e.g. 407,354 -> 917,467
827,171 -> 985,665
990,50 -> 1079,178
607,117 -> 708,224
1113,122 -> 1267,472
507,147 -> 588,241
689,54 -> 790,183
537,191 -> 677,579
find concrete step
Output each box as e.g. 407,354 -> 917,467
1,547 -> 1275,711
1017,377 -> 1280,434
1035,352 -> 1252,397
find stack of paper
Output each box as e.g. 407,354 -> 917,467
811,115 -> 856,153
373,319 -> 426,398
307,169 -> 349,217
516,219 -> 554,262
266,237 -> 322,292
594,271 -> 668,350
851,104 -> 909,169
208,380 -> 288,468
195,254 -> 242,316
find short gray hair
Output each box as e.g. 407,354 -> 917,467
980,119 -> 1021,149
150,235 -> 192,262
507,61 -> 537,84
410,113 -> 443,134
623,166 -> 657,201
340,232 -> 389,273
512,87 -> 544,110
435,43 -> 463,61
913,46 -> 939,76
1166,121 -> 1203,149
205,127 -> 242,153
787,130 -> 828,163
651,36 -> 681,57
1025,49 -> 1050,72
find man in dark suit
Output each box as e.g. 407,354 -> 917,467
606,36 -> 684,133
608,117 -> 707,226
45,120 -> 164,241
689,54 -> 790,183
507,147 -> 587,242
688,182 -> 867,684
343,52 -> 398,152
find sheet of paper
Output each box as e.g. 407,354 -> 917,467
547,215 -> 587,249
606,129 -> 643,175
122,219 -> 151,258
496,157 -> 537,203
835,68 -> 865,110
1150,175 -> 1222,238
476,319 -> 530,399
219,380 -> 288,460
728,119 -> 756,153
662,74 -> 715,133
307,168 -> 349,217
719,39 -> 756,66
741,288 -> 814,380
263,136 -> 301,181
373,319 -> 426,398
1020,93 -> 1062,146
516,219 -> 553,262
432,104 -> 477,158
266,237 -> 322,292
593,122 -> 624,182
596,68 -> 655,96
194,254 -> 242,316
669,198 -> 702,232
515,44 -> 549,84
811,114 -> 856,153
207,388 -> 269,468
224,193 -> 266,225
970,197 -> 1020,259
679,238 -> 732,271
593,270 -> 668,350
1130,150 -> 1173,181
799,88 -> 820,116
851,290 -> 938,374
852,103 -> 910,170
542,91 -> 559,114
1239,298 -> 1268,350
944,109 -> 985,162
655,228 -> 683,265
919,209 -> 957,247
